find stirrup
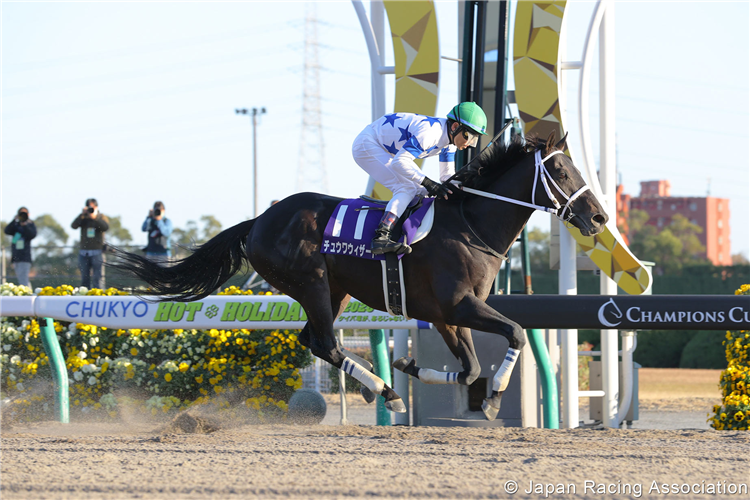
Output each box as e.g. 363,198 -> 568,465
371,239 -> 411,255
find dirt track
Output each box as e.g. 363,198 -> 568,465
2,419 -> 749,499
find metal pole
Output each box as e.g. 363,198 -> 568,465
252,109 -> 259,219
457,1 -> 476,169
369,329 -> 392,426
235,107 -> 266,218
1,245 -> 6,284
314,356 -> 321,393
558,1 -> 579,430
39,317 -> 69,423
338,329 -> 348,425
599,0 -> 619,429
559,222 -> 578,429
520,228 -> 532,295
472,1 -> 486,111
527,329 -> 559,429
392,329 -> 410,425
493,0 -> 510,135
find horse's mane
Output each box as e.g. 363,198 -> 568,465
452,134 -> 553,191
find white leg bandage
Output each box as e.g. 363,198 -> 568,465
418,368 -> 460,385
341,357 -> 384,394
492,348 -> 520,392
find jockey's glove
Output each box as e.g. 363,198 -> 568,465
421,177 -> 453,200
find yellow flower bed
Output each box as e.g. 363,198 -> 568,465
0,283 -> 311,424
709,284 -> 750,430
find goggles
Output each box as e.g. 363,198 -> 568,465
461,128 -> 479,147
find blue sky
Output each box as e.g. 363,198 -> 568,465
2,1 -> 749,260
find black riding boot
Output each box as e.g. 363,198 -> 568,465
371,218 -> 411,255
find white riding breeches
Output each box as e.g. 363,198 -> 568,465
352,125 -> 427,218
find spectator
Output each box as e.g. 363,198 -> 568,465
141,201 -> 173,264
3,207 -> 37,287
71,198 -> 109,289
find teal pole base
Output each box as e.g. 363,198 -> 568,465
39,318 -> 69,423
368,329 -> 392,426
527,329 -> 559,429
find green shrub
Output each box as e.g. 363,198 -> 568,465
632,330 -> 697,368
679,331 -> 726,369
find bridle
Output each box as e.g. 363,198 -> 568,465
456,147 -> 591,260
460,149 -> 591,223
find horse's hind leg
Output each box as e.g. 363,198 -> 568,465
393,323 -> 481,386
298,283 -> 405,413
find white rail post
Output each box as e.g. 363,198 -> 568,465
314,356 -> 322,393
558,2 -> 578,430
338,329 -> 348,425
559,223 -> 579,429
599,0 -> 619,429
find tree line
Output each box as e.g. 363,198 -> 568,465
522,209 -> 748,277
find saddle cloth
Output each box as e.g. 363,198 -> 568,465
321,196 -> 435,261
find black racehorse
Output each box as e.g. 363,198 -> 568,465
111,132 -> 607,419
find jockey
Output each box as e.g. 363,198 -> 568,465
352,102 -> 488,255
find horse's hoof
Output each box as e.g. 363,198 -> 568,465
482,399 -> 500,421
385,398 -> 407,413
360,386 -> 376,404
392,356 -> 414,373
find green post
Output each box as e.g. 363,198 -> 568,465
368,329 -> 392,426
39,318 -> 69,423
520,227 -> 559,428
527,329 -> 559,429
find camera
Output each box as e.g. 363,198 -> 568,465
87,207 -> 95,213
154,209 -> 162,216
17,211 -> 28,222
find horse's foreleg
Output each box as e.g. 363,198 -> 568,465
443,295 -> 526,421
393,324 -> 481,386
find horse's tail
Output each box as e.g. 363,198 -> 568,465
110,219 -> 256,302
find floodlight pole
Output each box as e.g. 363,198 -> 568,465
235,107 -> 267,218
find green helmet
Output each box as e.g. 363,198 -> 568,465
447,102 -> 487,135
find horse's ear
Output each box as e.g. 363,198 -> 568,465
555,132 -> 569,152
545,130 -> 557,154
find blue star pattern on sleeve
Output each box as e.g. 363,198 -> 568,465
439,148 -> 455,162
398,124 -> 412,143
382,113 -> 400,127
383,141 -> 399,155
402,136 -> 425,157
420,116 -> 441,127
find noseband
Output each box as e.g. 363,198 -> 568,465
461,149 -> 591,222
532,150 -> 591,222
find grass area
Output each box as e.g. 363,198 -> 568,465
639,368 -> 722,399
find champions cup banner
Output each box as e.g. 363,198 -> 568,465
2,295 -> 748,331
0,296 -> 430,331
487,295 -> 750,330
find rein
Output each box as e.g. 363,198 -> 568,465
455,148 -> 591,260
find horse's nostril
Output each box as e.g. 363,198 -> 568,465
593,213 -> 607,225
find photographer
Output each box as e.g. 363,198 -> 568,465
3,207 -> 37,287
141,201 -> 173,264
71,198 -> 109,289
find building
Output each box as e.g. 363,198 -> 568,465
629,180 -> 731,266
615,184 -> 631,244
